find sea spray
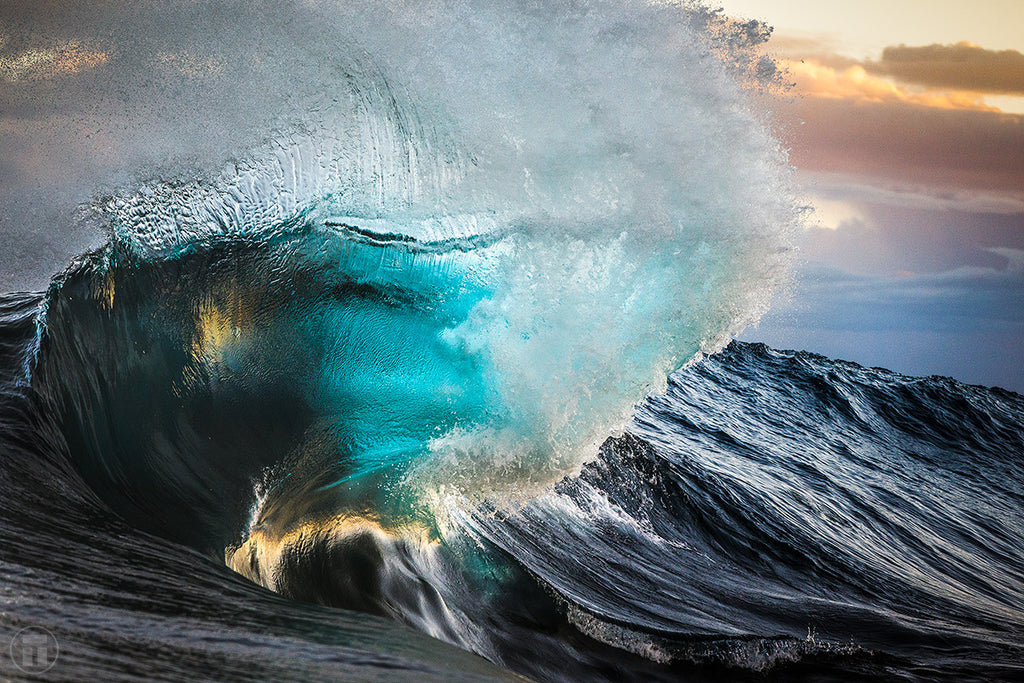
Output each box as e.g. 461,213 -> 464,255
70,1 -> 800,507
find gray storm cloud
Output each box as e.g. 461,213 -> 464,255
866,42 -> 1024,95
784,97 -> 1024,196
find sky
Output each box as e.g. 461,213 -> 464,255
720,0 -> 1024,392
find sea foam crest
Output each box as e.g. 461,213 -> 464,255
91,0 -> 800,493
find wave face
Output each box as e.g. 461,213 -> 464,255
3,1 -> 1023,681
5,283 -> 1024,680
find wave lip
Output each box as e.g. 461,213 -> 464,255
73,0 -> 799,498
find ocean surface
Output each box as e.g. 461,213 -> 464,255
2,274 -> 1023,681
2,1 -> 1023,680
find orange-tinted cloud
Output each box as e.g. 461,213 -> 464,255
866,42 -> 1024,96
767,39 -> 1024,200
780,58 -> 997,110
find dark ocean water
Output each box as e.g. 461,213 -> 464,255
1,234 -> 1022,682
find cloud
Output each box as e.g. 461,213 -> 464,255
782,96 -> 1024,196
769,37 -> 1024,99
805,196 -> 866,230
798,201 -> 1024,277
803,173 -> 1024,216
767,40 -> 1024,224
780,58 -> 997,110
744,260 -> 1024,391
865,42 -> 1024,96
986,247 -> 1024,273
768,261 -> 1024,348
